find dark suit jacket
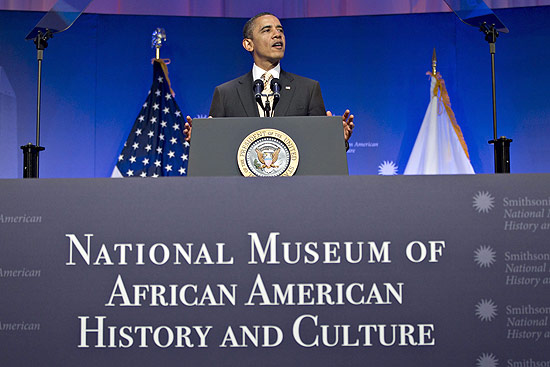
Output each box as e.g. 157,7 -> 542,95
208,70 -> 326,117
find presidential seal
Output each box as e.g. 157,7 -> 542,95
237,129 -> 299,177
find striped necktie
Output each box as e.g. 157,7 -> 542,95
261,72 -> 273,117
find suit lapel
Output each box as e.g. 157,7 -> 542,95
274,70 -> 295,116
236,71 -> 260,117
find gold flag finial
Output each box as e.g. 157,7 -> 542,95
152,28 -> 166,60
432,48 -> 437,76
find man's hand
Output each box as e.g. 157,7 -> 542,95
184,116 -> 193,142
327,109 -> 354,142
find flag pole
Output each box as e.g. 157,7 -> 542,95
113,27 -> 189,178
152,28 -> 166,61
432,48 -> 437,76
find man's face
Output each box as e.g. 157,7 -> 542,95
244,15 -> 285,69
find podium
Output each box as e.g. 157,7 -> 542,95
187,116 -> 348,176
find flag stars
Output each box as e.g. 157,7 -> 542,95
117,67 -> 190,179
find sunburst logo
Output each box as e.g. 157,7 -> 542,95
477,353 -> 499,367
476,299 -> 498,321
474,246 -> 496,268
378,161 -> 398,175
473,191 -> 495,213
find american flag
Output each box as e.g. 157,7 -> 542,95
113,60 -> 189,177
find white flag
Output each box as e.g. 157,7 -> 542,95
404,73 -> 474,175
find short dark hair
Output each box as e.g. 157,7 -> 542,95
243,12 -> 275,39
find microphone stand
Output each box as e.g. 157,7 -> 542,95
270,95 -> 280,117
270,79 -> 281,118
254,79 -> 280,117
264,97 -> 271,117
253,79 -> 268,116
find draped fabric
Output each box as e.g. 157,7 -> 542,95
2,0 -> 549,17
112,60 -> 190,178
404,73 -> 475,175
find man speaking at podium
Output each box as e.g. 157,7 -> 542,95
184,12 -> 354,147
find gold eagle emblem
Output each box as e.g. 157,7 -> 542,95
255,148 -> 280,169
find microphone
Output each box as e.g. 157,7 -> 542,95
270,78 -> 281,113
270,78 -> 281,99
253,79 -> 264,108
